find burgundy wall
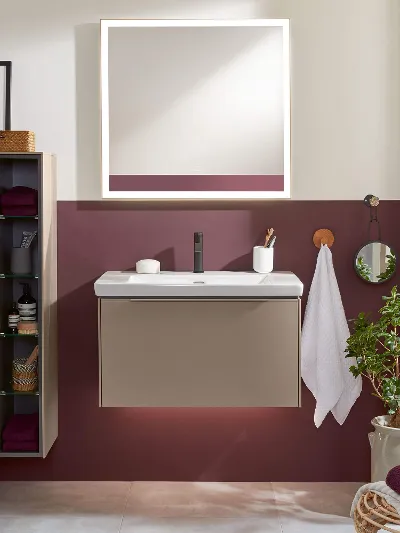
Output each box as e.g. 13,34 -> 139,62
0,200 -> 399,481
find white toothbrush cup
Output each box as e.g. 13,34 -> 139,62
253,246 -> 274,274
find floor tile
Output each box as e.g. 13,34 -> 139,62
120,517 -> 282,533
0,482 -> 130,517
272,482 -> 363,532
0,481 -> 367,532
126,482 -> 280,518
0,515 -> 122,533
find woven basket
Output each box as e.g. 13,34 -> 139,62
354,491 -> 400,532
12,358 -> 37,392
0,131 -> 35,152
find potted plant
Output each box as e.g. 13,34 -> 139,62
346,285 -> 400,481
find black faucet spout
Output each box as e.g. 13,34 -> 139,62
193,232 -> 204,273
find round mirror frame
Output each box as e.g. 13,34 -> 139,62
354,241 -> 397,284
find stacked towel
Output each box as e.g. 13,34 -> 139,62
301,245 -> 362,427
2,413 -> 39,452
2,441 -> 38,452
1,186 -> 38,216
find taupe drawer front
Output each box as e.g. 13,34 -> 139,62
99,299 -> 300,407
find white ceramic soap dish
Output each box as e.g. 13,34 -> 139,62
136,259 -> 160,274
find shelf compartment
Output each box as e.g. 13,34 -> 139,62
0,153 -> 57,459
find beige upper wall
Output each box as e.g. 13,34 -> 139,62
0,0 -> 399,200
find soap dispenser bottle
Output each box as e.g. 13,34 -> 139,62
18,283 -> 37,322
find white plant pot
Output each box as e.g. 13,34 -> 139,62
370,415 -> 400,481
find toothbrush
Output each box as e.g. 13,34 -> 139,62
267,236 -> 276,249
25,345 -> 39,365
264,228 -> 274,248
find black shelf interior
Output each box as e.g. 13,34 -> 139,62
0,157 -> 40,453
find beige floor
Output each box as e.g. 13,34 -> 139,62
0,482 -> 363,532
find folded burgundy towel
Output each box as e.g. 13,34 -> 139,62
2,440 -> 38,452
2,413 -> 39,442
1,186 -> 38,207
1,205 -> 38,216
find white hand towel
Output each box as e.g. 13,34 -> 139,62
301,245 -> 362,427
350,482 -> 400,517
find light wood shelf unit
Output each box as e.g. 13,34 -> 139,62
0,152 -> 58,458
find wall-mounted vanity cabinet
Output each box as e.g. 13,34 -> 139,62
96,272 -> 302,407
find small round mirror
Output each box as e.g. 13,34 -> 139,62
355,242 -> 396,283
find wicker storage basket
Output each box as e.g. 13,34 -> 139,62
12,358 -> 37,392
0,131 -> 35,152
354,491 -> 400,532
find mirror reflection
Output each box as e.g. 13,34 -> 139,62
355,242 -> 396,283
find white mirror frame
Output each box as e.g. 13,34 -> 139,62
100,19 -> 291,200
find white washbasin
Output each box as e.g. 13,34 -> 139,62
94,271 -> 303,298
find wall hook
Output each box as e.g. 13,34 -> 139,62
364,194 -> 380,208
313,229 -> 334,248
363,194 -> 381,241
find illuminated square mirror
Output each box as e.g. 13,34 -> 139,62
101,19 -> 290,200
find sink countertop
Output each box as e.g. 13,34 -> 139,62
94,271 -> 303,298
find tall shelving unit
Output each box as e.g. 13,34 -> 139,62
0,153 -> 57,458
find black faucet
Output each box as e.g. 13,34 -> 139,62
193,232 -> 204,273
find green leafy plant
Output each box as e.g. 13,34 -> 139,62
377,250 -> 396,282
346,286 -> 400,428
356,256 -> 372,282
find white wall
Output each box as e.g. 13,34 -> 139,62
0,0 -> 399,200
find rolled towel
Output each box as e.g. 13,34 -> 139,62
387,466 -> 400,494
351,482 -> 400,517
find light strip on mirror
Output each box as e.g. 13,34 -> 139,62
100,19 -> 289,28
100,20 -> 110,200
104,190 -> 291,200
282,20 -> 291,199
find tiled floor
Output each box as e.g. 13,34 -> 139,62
0,481 -> 363,532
